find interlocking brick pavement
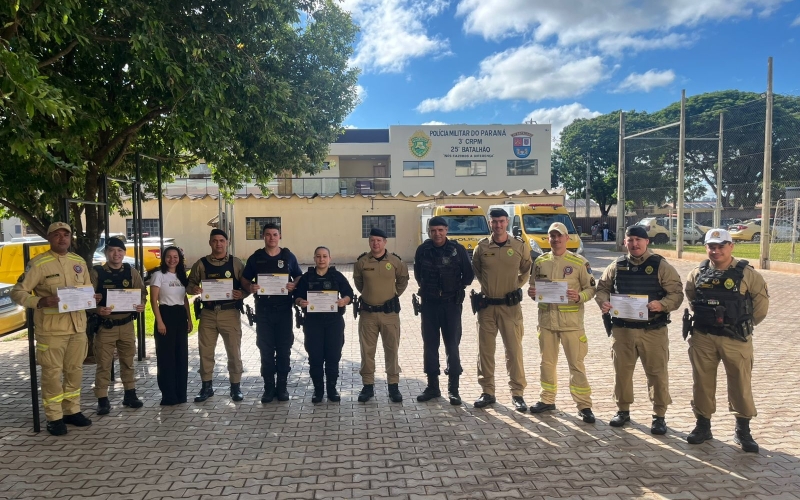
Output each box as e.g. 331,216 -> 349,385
1,243 -> 800,499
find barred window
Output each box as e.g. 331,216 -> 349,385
362,215 -> 396,238
125,219 -> 160,238
245,217 -> 281,240
507,159 -> 538,176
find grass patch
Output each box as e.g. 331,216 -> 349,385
648,242 -> 800,264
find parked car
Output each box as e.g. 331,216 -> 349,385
729,218 -> 798,242
0,282 -> 26,336
635,217 -> 705,244
699,218 -> 742,229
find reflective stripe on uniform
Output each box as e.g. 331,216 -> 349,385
541,381 -> 557,392
36,343 -> 49,352
579,335 -> 588,342
44,393 -> 65,404
35,256 -> 55,266
564,254 -> 584,266
557,305 -> 579,312
570,384 -> 591,395
63,389 -> 81,400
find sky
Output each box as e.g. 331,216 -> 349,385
340,0 -> 800,142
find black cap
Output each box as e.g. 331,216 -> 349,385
210,228 -> 228,240
429,216 -> 448,228
489,208 -> 509,218
625,225 -> 649,239
106,237 -> 126,251
369,227 -> 387,238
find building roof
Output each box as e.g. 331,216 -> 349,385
334,129 -> 389,143
160,188 -> 563,201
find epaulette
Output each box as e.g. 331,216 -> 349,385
478,237 -> 490,244
514,235 -> 523,242
564,253 -> 585,266
391,252 -> 402,261
357,252 -> 368,260
535,253 -> 552,263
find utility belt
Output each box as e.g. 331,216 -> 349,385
98,313 -> 136,329
419,289 -> 466,305
469,288 -> 522,314
194,298 -> 241,318
360,296 -> 401,314
611,315 -> 669,330
682,306 -> 753,342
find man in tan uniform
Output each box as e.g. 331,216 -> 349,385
188,229 -> 248,402
684,229 -> 769,453
90,237 -> 147,415
471,208 -> 532,411
528,223 -> 597,422
595,225 -> 684,434
11,222 -> 92,435
353,227 -> 409,403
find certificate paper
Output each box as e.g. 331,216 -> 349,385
57,286 -> 96,313
306,291 -> 338,313
534,280 -> 569,304
201,279 -> 233,301
610,294 -> 650,320
257,274 -> 289,295
106,289 -> 141,312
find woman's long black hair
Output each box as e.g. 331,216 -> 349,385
159,246 -> 189,287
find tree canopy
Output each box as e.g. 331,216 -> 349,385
1,0 -> 359,261
554,90 -> 800,215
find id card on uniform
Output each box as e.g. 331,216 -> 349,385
534,280 -> 568,304
57,286 -> 96,313
257,274 -> 289,295
201,279 -> 233,301
306,291 -> 338,313
610,294 -> 649,320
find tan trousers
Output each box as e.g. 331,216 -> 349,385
36,331 -> 88,421
477,304 -> 526,397
358,311 -> 401,384
538,327 -> 591,409
611,326 -> 671,416
94,322 -> 136,397
198,308 -> 243,383
688,331 -> 756,419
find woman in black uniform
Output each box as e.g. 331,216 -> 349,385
293,247 -> 354,403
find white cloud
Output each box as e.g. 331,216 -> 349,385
522,103 -> 602,144
355,85 -> 367,105
416,45 -> 604,113
616,69 -> 676,92
792,15 -> 800,26
456,0 -> 789,49
343,0 -> 450,73
422,121 -> 448,125
344,124 -> 359,129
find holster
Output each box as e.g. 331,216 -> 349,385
412,294 -> 421,316
352,295 -> 360,319
469,289 -> 487,315
602,313 -> 613,337
294,304 -> 304,328
245,304 -> 256,326
193,297 -> 202,318
86,313 -> 102,342
682,308 -> 693,340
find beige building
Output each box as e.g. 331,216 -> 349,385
109,190 -> 564,265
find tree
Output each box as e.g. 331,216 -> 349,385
1,0 -> 359,262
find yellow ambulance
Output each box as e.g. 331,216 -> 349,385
489,203 -> 584,258
418,203 -> 490,256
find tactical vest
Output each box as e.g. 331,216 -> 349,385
93,264 -> 133,307
201,256 -> 241,306
250,248 -> 292,308
691,259 -> 754,338
305,266 -> 344,316
418,239 -> 462,300
614,254 -> 666,321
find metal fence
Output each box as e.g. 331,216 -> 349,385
619,59 -> 800,267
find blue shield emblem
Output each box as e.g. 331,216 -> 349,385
513,134 -> 531,158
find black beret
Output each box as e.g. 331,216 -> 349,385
489,208 -> 509,218
369,227 -> 387,238
106,237 -> 126,251
429,216 -> 448,227
625,225 -> 649,239
210,228 -> 228,240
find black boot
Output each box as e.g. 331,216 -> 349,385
447,376 -> 461,405
311,377 -> 324,404
261,377 -> 276,404
276,373 -> 290,401
194,380 -> 214,402
416,375 -> 441,402
230,383 -> 244,402
96,397 -> 111,415
734,417 -> 759,453
122,389 -> 143,408
326,377 -> 340,402
358,384 -> 374,402
687,416 -> 713,444
388,383 -> 403,403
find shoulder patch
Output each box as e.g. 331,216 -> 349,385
585,261 -> 592,274
391,252 -> 402,261
514,236 -> 523,242
357,252 -> 368,260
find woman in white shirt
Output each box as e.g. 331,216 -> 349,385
150,246 -> 192,405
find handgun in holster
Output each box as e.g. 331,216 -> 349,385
411,293 -> 421,316
245,304 -> 256,327
294,304 -> 304,328
682,308 -> 693,340
352,295 -> 360,319
602,313 -> 613,337
193,297 -> 202,318
469,289 -> 487,315
86,313 -> 102,344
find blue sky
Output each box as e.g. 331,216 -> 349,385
340,0 -> 800,141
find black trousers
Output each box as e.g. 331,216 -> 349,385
256,306 -> 294,380
421,300 -> 463,377
154,305 -> 189,404
303,314 -> 345,380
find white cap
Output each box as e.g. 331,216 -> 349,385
704,228 -> 732,245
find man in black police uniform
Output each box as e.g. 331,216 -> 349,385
242,223 -> 302,403
414,216 -> 474,405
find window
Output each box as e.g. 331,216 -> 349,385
362,215 -> 396,238
403,161 -> 434,177
321,162 -> 331,170
455,160 -> 487,177
507,159 -> 538,176
245,217 -> 281,240
126,219 -> 160,238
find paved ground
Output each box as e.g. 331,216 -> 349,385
1,242 -> 799,500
